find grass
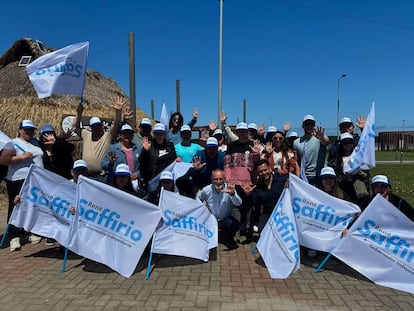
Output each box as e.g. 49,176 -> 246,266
376,150 -> 414,161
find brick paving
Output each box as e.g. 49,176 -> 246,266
0,209 -> 413,310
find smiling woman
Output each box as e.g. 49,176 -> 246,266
5,119 -> 44,251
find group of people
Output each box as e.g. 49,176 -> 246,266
1,98 -> 413,254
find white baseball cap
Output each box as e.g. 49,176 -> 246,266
213,129 -> 223,136
267,126 -> 277,133
303,115 -> 315,122
180,125 -> 191,132
115,163 -> 131,176
20,119 -> 36,129
73,160 -> 88,170
287,131 -> 298,138
206,137 -> 218,147
120,124 -> 134,133
89,117 -> 102,127
371,175 -> 389,186
340,133 -> 353,141
236,122 -> 248,130
248,123 -> 257,130
153,123 -> 166,133
160,170 -> 173,180
339,117 -> 353,125
140,118 -> 152,127
320,167 -> 336,177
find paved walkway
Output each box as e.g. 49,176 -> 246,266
0,210 -> 413,310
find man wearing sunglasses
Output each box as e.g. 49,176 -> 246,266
293,115 -> 330,186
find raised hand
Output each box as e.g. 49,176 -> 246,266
111,96 -> 127,111
257,124 -> 266,136
283,122 -> 291,133
250,139 -> 262,154
192,108 -> 199,119
192,155 -> 206,171
42,133 -> 56,145
142,136 -> 151,151
240,181 -> 256,196
108,151 -> 118,164
264,141 -> 274,154
356,115 -> 366,130
220,111 -> 227,123
123,106 -> 133,122
221,180 -> 236,195
209,120 -> 217,132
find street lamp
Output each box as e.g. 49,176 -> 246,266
337,74 -> 347,140
217,0 -> 224,128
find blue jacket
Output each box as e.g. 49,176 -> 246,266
101,142 -> 142,183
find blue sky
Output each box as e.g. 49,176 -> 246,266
2,0 -> 414,135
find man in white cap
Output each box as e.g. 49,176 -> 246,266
293,114 -> 330,186
132,117 -> 153,147
73,96 -> 125,180
328,116 -> 367,162
189,137 -> 225,193
362,175 -> 414,222
175,125 -> 202,163
71,159 -> 89,183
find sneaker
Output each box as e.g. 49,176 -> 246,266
10,237 -> 21,252
45,238 -> 56,246
29,234 -> 42,244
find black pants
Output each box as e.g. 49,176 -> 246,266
6,179 -> 25,239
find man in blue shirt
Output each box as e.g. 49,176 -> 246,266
197,169 -> 241,251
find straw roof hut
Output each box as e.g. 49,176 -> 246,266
0,38 -> 150,139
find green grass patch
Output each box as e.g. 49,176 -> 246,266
371,163 -> 414,207
376,150 -> 414,161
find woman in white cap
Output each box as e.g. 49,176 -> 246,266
362,175 -> 414,221
111,163 -> 137,195
318,167 -> 350,201
102,123 -> 142,187
328,132 -> 369,204
39,123 -> 75,179
148,170 -> 175,205
6,120 -> 44,251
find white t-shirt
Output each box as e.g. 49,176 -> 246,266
6,138 -> 44,181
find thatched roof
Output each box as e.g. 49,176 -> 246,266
0,38 -> 149,138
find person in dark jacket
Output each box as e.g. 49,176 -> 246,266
362,174 -> 414,222
139,123 -> 177,191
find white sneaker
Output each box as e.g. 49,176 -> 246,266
10,237 -> 21,252
29,234 -> 42,244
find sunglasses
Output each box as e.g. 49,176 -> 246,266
273,137 -> 284,141
341,139 -> 354,145
303,121 -> 315,127
172,117 -> 180,121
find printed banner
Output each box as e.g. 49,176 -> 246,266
152,189 -> 218,261
68,176 -> 161,277
9,165 -> 76,246
26,42 -> 89,98
289,173 -> 360,252
256,188 -> 300,278
332,195 -> 414,294
344,102 -> 376,173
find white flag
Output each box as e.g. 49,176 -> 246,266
344,102 -> 376,173
153,189 -> 218,261
0,130 -> 13,151
68,176 -> 161,278
160,101 -> 169,129
9,165 -> 76,246
256,189 -> 300,278
289,173 -> 360,252
332,195 -> 414,294
26,42 -> 89,98
148,161 -> 192,192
